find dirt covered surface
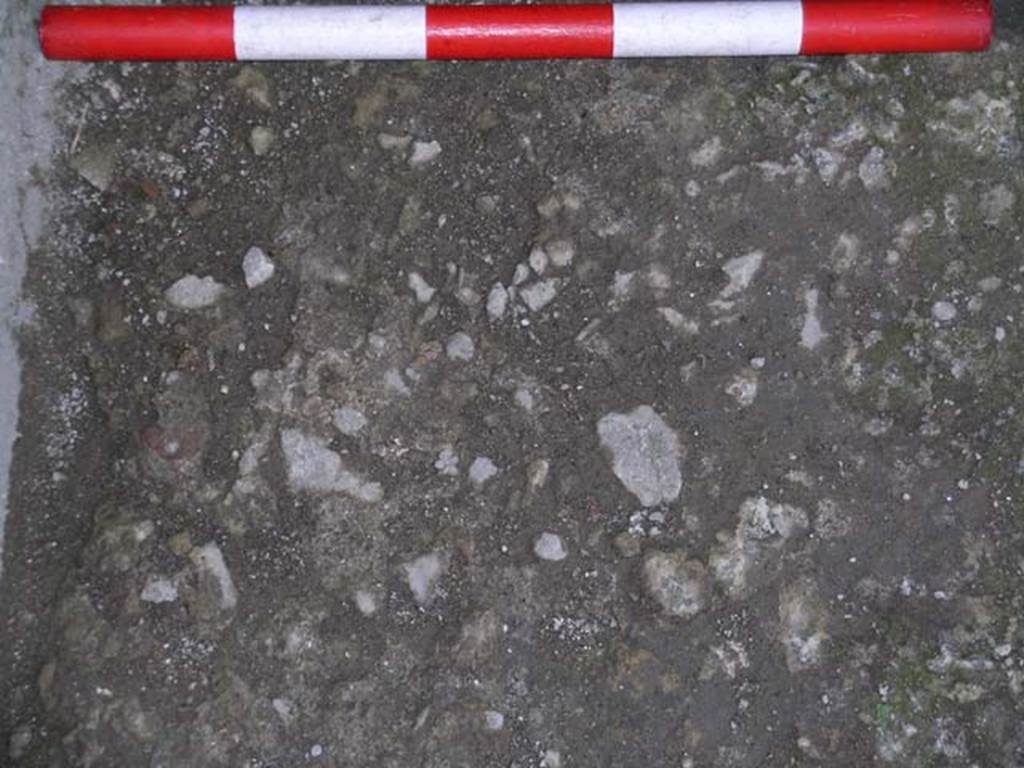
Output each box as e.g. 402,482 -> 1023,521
3,6 -> 1024,767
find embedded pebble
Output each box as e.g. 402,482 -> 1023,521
779,579 -> 828,672
435,445 -> 459,476
514,387 -> 535,411
469,456 -> 498,486
597,406 -> 682,507
529,246 -> 549,275
140,577 -> 178,604
378,133 -> 412,151
242,246 -> 275,289
407,271 -> 435,303
520,279 -> 559,312
353,589 -> 377,615
689,135 -> 723,167
534,532 -> 567,561
932,301 -> 958,323
446,332 -> 475,361
484,710 -> 505,731
513,263 -> 531,285
165,275 -> 226,310
404,552 -> 446,605
858,146 -> 889,190
333,406 -> 367,436
726,369 -> 759,408
486,283 -> 508,321
546,239 -> 575,268
717,251 -> 764,299
800,288 -> 826,349
249,126 -> 275,156
280,428 -> 382,502
410,140 -> 442,167
190,543 -> 238,611
643,551 -> 708,618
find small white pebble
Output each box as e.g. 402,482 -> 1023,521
407,271 -> 435,303
434,445 -> 459,476
334,406 -> 367,436
546,239 -> 575,268
484,710 -> 505,731
514,387 -> 534,412
446,332 -> 475,361
469,456 -> 498,486
995,326 -> 1006,342
529,246 -> 549,275
249,126 -> 275,156
242,246 -> 275,289
520,279 -> 559,312
487,283 -> 508,321
513,262 -> 531,285
165,274 -> 225,310
353,590 -> 377,616
534,532 -> 567,561
409,140 -> 441,167
310,744 -> 323,758
932,301 -> 958,323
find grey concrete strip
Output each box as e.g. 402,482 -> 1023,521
0,0 -> 60,576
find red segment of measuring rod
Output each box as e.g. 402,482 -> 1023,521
39,5 -> 236,60
426,4 -> 613,59
800,0 -> 993,54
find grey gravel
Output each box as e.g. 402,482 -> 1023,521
164,274 -> 226,310
597,406 -> 682,507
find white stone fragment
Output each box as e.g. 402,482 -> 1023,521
384,368 -> 410,396
165,274 -> 226,310
643,551 -> 707,618
469,456 -> 498,487
779,579 -> 828,672
689,135 -> 723,168
333,406 -> 367,436
718,251 -> 764,299
800,287 -> 827,349
140,577 -> 179,604
404,552 -> 446,606
249,126 -> 275,156
484,710 -> 505,731
190,543 -> 238,610
242,246 -> 276,289
533,532 -> 567,562
932,301 -> 958,323
353,589 -> 377,615
280,428 -> 383,503
446,332 -> 475,361
597,406 -> 681,508
410,140 -> 441,167
726,369 -> 759,408
658,307 -> 699,335
546,239 -> 575,268
514,387 -> 535,412
513,262 -> 531,285
520,279 -> 559,312
407,271 -> 435,303
858,146 -> 889,191
487,283 -> 508,321
529,246 -> 549,275
435,445 -> 459,476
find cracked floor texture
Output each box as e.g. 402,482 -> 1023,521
2,3 -> 1024,767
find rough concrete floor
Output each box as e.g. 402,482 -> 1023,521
3,4 -> 1024,767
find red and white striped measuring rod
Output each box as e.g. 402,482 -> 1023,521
40,1 -> 993,61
